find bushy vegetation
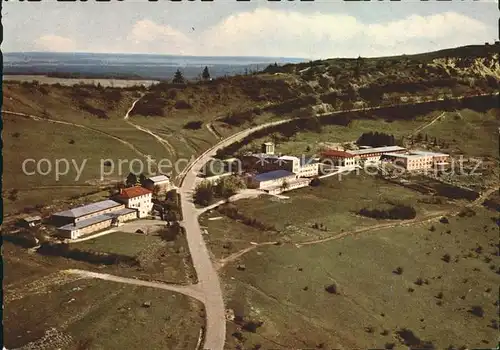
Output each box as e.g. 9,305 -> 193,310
214,176 -> 246,199
183,120 -> 203,130
218,203 -> 276,231
193,176 -> 246,206
38,242 -> 139,266
356,131 -> 396,147
158,222 -> 183,242
358,204 -> 416,220
194,180 -> 214,206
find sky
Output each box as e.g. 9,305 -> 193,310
2,0 -> 498,59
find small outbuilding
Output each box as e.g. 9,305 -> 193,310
21,215 -> 42,228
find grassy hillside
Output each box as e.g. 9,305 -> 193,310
3,43 -> 498,218
202,174 -> 499,349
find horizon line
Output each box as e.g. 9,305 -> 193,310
3,51 -> 311,61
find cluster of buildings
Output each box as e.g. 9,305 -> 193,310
221,142 -> 450,196
239,142 -> 320,194
51,175 -> 172,240
45,140 -> 450,240
320,146 -> 450,171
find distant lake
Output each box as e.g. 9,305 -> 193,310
2,75 -> 159,87
3,52 -> 307,80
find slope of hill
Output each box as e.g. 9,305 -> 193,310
2,44 -> 498,217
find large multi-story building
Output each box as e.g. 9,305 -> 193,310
52,199 -> 137,239
382,150 -> 450,171
350,146 -> 406,164
114,186 -> 153,218
320,150 -> 359,167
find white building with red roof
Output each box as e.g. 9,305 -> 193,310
114,186 -> 153,218
321,150 -> 359,167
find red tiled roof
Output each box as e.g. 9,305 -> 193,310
118,186 -> 152,198
321,149 -> 355,158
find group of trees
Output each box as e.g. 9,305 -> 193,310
125,172 -> 147,188
413,133 -> 447,148
356,131 -> 396,147
171,66 -> 211,84
194,175 -> 246,206
358,204 -> 416,220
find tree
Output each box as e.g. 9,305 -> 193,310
194,180 -> 214,206
202,66 -> 211,80
172,69 -> 185,84
153,185 -> 161,200
126,172 -> 138,187
138,173 -> 147,186
8,189 -> 19,202
215,176 -> 246,200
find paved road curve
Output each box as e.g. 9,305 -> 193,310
178,119 -> 292,350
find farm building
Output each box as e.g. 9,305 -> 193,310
21,215 -> 42,228
57,208 -> 137,239
52,200 -> 125,227
248,170 -> 297,189
114,186 -> 153,218
52,200 -> 138,239
248,170 -> 309,194
143,175 -> 172,193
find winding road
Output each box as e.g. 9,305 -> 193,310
177,118 -> 295,350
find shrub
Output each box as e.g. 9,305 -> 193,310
325,284 -> 338,294
231,332 -> 244,341
12,132 -> 21,138
158,223 -> 182,241
242,321 -> 263,333
436,292 -> 444,299
489,319 -> 499,330
458,208 -> 476,217
193,181 -> 214,206
174,100 -> 192,109
442,254 -> 451,263
429,225 -> 436,232
69,139 -> 75,144
183,120 -> 203,130
414,278 -> 424,286
358,205 -> 416,220
310,177 -> 321,187
469,305 -> 484,317
393,267 -> 404,275
396,328 -> 435,349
